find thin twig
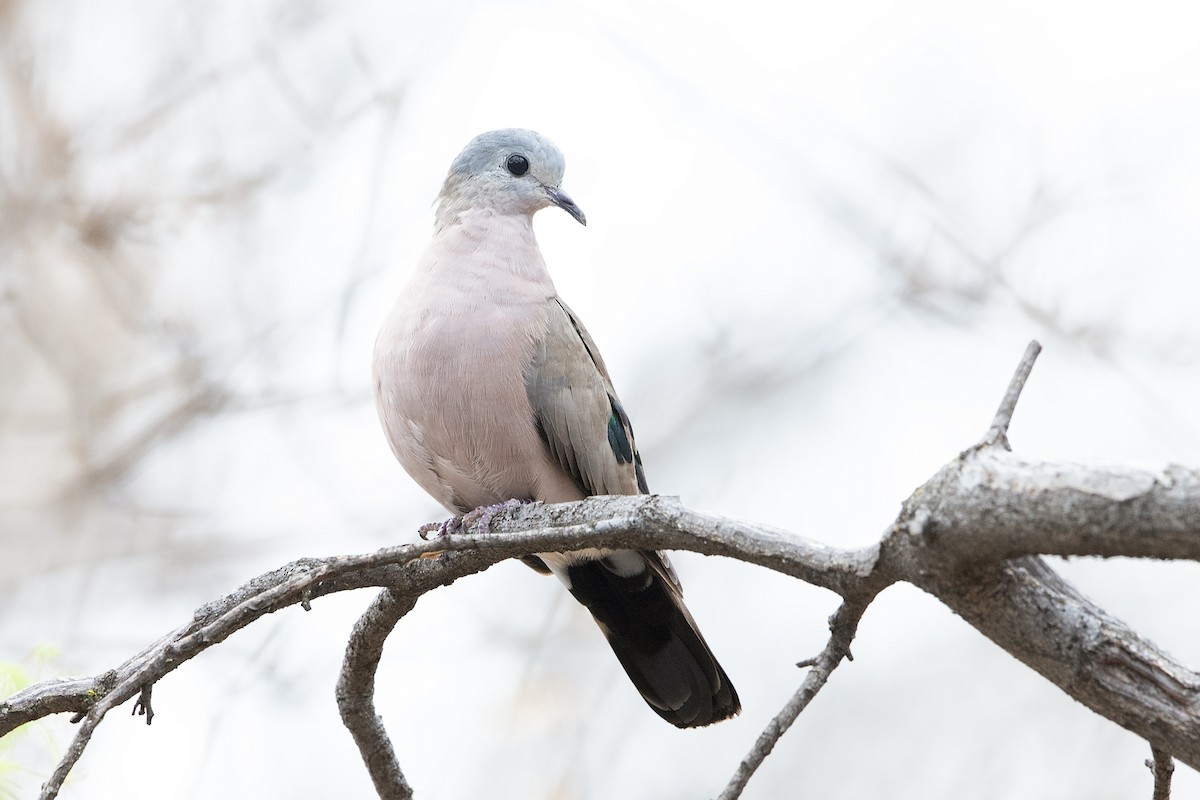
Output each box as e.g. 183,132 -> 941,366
336,589 -> 417,800
717,601 -> 869,800
1147,746 -> 1174,800
40,696 -> 108,798
981,339 -> 1042,448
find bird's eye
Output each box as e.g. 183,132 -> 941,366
506,154 -> 530,176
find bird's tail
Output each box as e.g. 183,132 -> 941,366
563,552 -> 740,728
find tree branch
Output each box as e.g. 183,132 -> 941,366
336,589 -> 417,800
981,339 -> 1042,448
3,498 -> 876,798
918,452 -> 1200,563
1148,746 -> 1175,800
909,555 -> 1200,769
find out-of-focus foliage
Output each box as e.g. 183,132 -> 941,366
0,645 -> 62,799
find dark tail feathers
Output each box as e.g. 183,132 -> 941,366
565,553 -> 739,728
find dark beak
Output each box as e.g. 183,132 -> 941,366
545,186 -> 587,226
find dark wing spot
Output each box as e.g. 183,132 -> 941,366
607,396 -> 634,465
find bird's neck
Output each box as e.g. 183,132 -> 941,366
429,209 -> 556,289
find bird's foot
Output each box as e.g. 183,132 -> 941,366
418,499 -> 532,544
418,516 -> 463,541
461,498 -> 532,533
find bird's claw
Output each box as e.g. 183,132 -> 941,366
419,499 -> 531,542
461,498 -> 532,533
418,517 -> 462,541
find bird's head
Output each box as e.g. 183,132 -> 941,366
437,128 -> 586,227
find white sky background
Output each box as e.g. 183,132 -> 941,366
3,0 -> 1200,797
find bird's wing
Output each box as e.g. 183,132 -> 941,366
525,296 -> 648,499
523,297 -> 739,726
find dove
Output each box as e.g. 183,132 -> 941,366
373,129 -> 739,727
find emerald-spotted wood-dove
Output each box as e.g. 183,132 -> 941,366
372,129 -> 739,728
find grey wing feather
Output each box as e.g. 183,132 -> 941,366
525,297 -> 645,498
